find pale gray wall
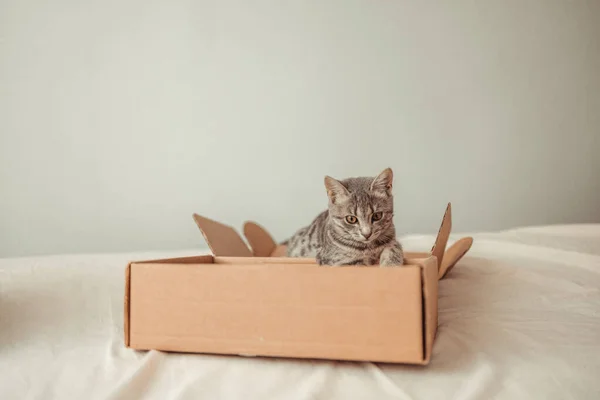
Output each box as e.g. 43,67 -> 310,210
1,0 -> 599,257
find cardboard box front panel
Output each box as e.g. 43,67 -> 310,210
126,257 -> 437,364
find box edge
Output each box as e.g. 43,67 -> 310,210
420,256 -> 439,364
124,262 -> 131,348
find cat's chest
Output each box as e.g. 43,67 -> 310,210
342,248 -> 382,265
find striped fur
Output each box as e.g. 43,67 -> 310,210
285,168 -> 404,267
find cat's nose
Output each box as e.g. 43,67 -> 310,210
362,231 -> 372,239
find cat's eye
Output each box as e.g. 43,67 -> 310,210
372,212 -> 383,222
345,215 -> 358,224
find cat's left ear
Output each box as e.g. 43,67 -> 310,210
370,168 -> 393,196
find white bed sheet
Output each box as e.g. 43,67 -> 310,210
1,225 -> 599,399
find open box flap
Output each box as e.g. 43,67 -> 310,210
430,203 -> 452,273
193,214 -> 252,257
438,237 -> 473,279
243,221 -> 278,257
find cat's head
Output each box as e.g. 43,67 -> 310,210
324,168 -> 395,243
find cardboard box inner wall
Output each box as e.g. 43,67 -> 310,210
125,203 -> 472,365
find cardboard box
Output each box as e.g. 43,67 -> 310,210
125,203 -> 472,365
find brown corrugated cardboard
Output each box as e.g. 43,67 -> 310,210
193,215 -> 253,257
439,237 -> 474,279
124,203 -> 472,365
243,222 -> 277,257
126,256 -> 438,364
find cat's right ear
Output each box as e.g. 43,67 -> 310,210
324,176 -> 349,204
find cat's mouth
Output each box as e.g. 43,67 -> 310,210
357,235 -> 377,243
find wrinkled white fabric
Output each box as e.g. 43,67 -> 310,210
1,225 -> 599,399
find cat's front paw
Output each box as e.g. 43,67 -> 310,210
316,254 -> 331,266
379,246 -> 404,267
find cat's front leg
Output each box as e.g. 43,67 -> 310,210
316,250 -> 350,266
316,251 -> 333,266
379,241 -> 404,267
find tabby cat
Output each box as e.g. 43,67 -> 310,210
285,168 -> 404,266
